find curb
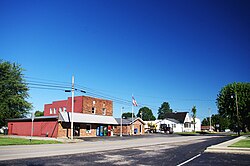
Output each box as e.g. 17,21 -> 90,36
205,136 -> 250,154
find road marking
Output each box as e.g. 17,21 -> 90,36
177,153 -> 201,166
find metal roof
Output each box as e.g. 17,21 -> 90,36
7,116 -> 58,121
59,112 -> 118,125
115,117 -> 145,125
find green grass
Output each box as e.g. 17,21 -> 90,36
175,132 -> 199,135
229,136 -> 250,148
230,132 -> 250,137
0,137 -> 62,146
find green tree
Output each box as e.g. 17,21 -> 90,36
34,110 -> 44,117
137,107 -> 156,121
157,102 -> 173,119
216,82 -> 250,132
201,117 -> 209,126
191,106 -> 197,131
202,114 -> 230,131
0,60 -> 32,126
122,112 -> 135,119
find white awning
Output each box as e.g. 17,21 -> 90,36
59,112 -> 118,125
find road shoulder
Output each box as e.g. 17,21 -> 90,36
205,135 -> 250,154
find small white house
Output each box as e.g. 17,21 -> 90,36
158,112 -> 201,133
191,117 -> 201,132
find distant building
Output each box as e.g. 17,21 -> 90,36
8,96 -> 118,138
145,112 -> 201,133
113,118 -> 145,135
201,126 -> 215,132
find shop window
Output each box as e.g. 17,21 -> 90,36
86,124 -> 91,133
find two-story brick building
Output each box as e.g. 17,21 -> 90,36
8,96 -> 118,138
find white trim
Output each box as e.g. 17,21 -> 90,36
59,112 -> 118,125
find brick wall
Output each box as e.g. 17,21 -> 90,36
44,96 -> 113,117
113,119 -> 145,136
114,125 -> 131,135
82,96 -> 113,116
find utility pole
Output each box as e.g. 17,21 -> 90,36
231,92 -> 240,137
120,107 -> 124,137
209,108 -> 211,132
71,75 -> 74,140
235,92 -> 240,136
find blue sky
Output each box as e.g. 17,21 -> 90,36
1,0 -> 249,120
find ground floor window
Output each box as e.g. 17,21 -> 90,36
184,123 -> 191,128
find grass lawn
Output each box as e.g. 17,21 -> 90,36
230,132 -> 250,137
229,136 -> 250,148
175,132 -> 200,136
0,137 -> 62,146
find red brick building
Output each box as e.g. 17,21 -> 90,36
113,118 -> 145,136
8,96 -> 118,138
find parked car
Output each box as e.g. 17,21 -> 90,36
160,124 -> 173,134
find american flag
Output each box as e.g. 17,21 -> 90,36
132,96 -> 138,107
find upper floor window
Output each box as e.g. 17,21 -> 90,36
63,107 -> 67,112
102,108 -> 106,115
54,108 -> 56,114
92,107 -> 96,114
59,108 -> 62,112
50,108 -> 52,114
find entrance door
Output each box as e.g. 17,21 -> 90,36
74,124 -> 80,136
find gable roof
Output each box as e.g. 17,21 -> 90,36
164,112 -> 188,123
7,116 -> 58,122
115,117 -> 145,125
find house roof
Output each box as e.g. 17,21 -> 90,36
7,116 -> 58,122
164,112 -> 188,123
166,118 -> 180,124
115,118 -> 131,125
115,117 -> 145,125
59,112 -> 118,125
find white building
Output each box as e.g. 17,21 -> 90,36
157,112 -> 201,133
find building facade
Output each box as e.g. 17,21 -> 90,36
113,118 -> 145,136
144,112 -> 201,133
8,96 -> 118,138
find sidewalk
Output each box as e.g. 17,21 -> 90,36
2,135 -> 83,143
205,135 -> 250,154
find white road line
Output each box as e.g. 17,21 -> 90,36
177,153 -> 201,166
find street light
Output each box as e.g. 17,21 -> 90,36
231,92 -> 240,136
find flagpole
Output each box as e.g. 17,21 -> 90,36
132,104 -> 134,135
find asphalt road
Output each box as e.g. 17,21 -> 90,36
1,135 -> 248,166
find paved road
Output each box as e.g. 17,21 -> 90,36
186,152 -> 250,166
1,135 -> 247,165
0,134 -> 219,161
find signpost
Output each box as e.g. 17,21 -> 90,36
30,112 -> 34,142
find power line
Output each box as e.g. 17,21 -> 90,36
25,76 -> 214,111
